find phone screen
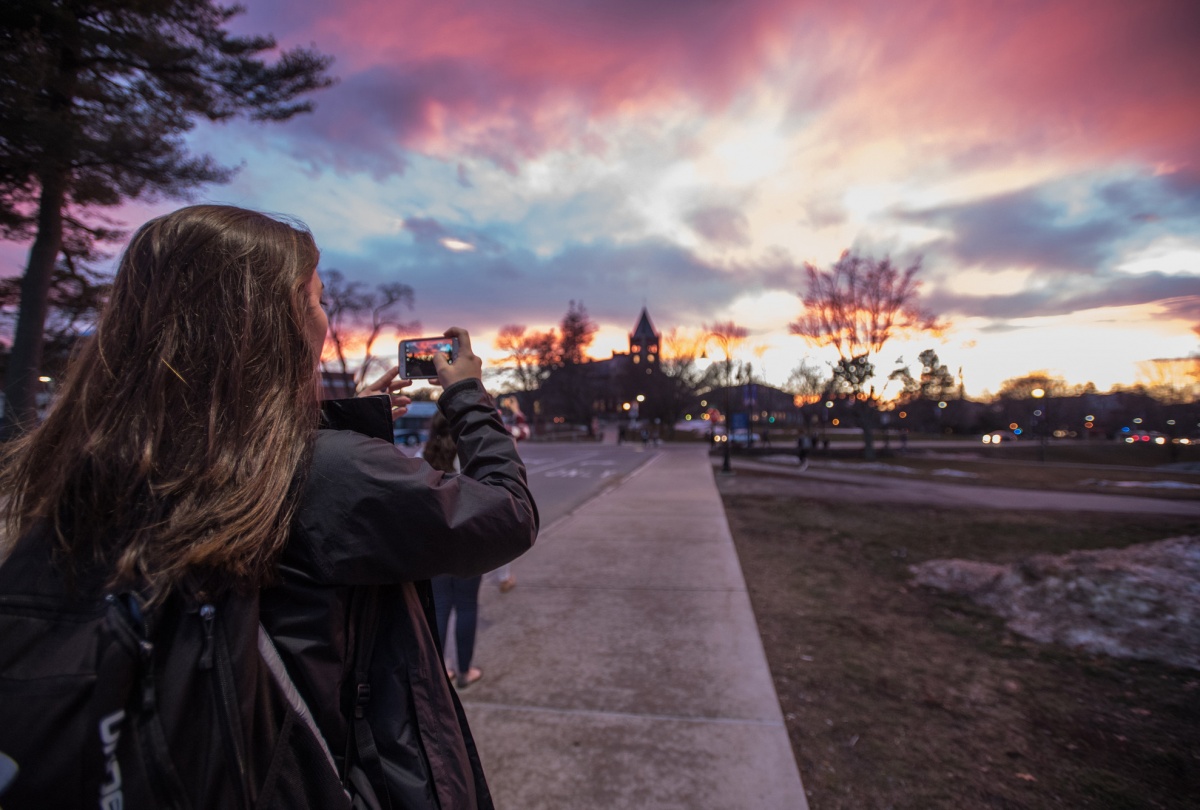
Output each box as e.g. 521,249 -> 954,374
401,337 -> 456,379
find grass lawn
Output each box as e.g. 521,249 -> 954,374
731,441 -> 1200,500
720,473 -> 1200,809
965,441 -> 1200,469
846,455 -> 1200,500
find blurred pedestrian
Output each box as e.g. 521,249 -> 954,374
423,411 -> 487,688
487,562 -> 518,593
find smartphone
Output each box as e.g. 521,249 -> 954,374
399,336 -> 459,380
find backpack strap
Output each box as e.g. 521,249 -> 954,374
106,593 -> 192,810
345,585 -> 391,810
256,624 -> 341,780
82,595 -> 141,809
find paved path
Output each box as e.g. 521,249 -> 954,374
457,445 -> 809,809
722,456 -> 1200,516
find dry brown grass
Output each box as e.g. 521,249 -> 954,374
721,475 -> 1200,809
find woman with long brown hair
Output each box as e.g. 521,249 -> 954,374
0,204 -> 537,809
1,205 -> 324,605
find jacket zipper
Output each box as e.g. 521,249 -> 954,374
200,603 -> 253,810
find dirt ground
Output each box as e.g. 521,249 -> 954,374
719,471 -> 1200,810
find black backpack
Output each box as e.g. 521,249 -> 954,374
0,590 -> 188,808
0,561 -> 349,809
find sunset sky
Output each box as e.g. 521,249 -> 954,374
5,0 -> 1199,396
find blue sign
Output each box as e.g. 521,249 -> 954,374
731,412 -> 750,431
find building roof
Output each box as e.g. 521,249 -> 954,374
630,307 -> 658,342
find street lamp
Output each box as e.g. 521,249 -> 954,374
700,335 -> 736,474
1031,387 -> 1046,462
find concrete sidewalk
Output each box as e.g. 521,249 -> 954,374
457,444 -> 809,809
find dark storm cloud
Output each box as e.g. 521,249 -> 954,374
319,229 -> 799,337
905,172 -> 1200,276
911,189 -> 1117,273
1155,296 -> 1200,326
908,169 -> 1200,328
685,206 -> 751,247
398,217 -> 448,243
925,272 -> 1200,321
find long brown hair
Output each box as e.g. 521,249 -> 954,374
0,205 -> 323,603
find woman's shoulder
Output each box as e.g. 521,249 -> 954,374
309,428 -> 430,492
314,426 -> 400,465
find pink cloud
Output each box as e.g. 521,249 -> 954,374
248,0 -> 1198,175
262,0 -> 799,168
799,1 -> 1200,171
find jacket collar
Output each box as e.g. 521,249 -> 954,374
319,396 -> 394,443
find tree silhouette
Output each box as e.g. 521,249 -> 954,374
493,324 -> 557,393
790,251 -> 939,362
319,270 -> 418,391
0,0 -> 335,434
543,301 -> 599,424
890,349 -> 956,403
790,250 -> 942,457
0,260 -> 110,384
995,371 -> 1067,400
556,300 -> 599,367
785,358 -> 829,405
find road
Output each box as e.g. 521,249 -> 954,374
514,441 -> 659,529
393,439 -> 658,529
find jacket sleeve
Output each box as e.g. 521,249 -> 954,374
296,380 -> 539,584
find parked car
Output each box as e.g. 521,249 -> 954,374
393,400 -> 438,445
502,411 -> 530,440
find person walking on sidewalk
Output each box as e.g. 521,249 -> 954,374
488,563 -> 517,593
796,429 -> 812,470
424,410 -> 486,688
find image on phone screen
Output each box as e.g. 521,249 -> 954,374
401,337 -> 457,379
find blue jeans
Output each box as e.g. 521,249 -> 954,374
432,574 -> 483,675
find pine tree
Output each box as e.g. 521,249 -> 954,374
0,0 -> 335,434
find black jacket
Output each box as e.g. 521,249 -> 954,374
260,379 -> 539,809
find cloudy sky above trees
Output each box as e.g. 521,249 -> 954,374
7,0 -> 1197,395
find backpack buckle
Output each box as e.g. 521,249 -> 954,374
354,683 -> 371,718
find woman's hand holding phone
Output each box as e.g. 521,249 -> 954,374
434,327 -> 481,389
357,365 -> 413,417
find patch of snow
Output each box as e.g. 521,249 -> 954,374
761,454 -> 804,465
822,461 -> 917,474
1083,479 -> 1200,490
911,536 -> 1200,671
931,469 -> 980,478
